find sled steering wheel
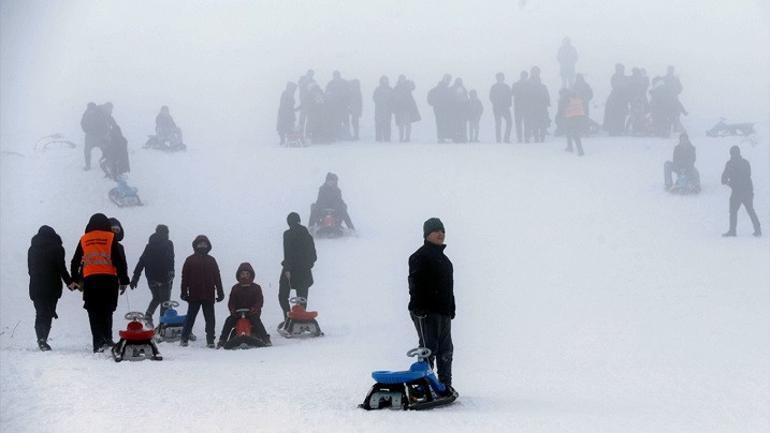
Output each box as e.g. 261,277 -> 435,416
407,347 -> 432,359
125,311 -> 145,321
235,308 -> 251,315
162,300 -> 179,308
289,296 -> 307,305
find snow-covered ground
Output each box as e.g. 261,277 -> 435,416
1,130 -> 768,433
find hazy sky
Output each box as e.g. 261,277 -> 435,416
1,0 -> 768,148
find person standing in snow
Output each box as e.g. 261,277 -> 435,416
511,70 -> 529,143
277,82 -> 299,145
408,218 -> 456,393
278,212 -> 317,327
70,213 -> 129,353
557,37 -> 578,89
489,72 -> 513,143
180,235 -> 224,347
130,224 -> 175,327
721,146 -> 761,237
28,225 -> 73,351
467,90 -> 483,143
556,88 -> 587,156
373,75 -> 394,142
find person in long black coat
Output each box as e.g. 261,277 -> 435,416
278,212 -> 317,324
28,226 -> 73,351
277,82 -> 298,145
511,71 -> 529,143
348,79 -> 363,140
130,224 -> 175,326
489,72 -> 512,143
373,76 -> 393,142
408,218 -> 456,391
523,67 -> 550,143
721,146 -> 761,237
427,74 -> 453,143
70,213 -> 130,352
392,75 -> 421,143
603,64 -> 630,136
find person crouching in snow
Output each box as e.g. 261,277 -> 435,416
180,235 -> 223,347
217,262 -> 271,348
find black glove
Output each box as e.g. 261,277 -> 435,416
450,312 -> 456,320
181,292 -> 189,301
119,285 -> 128,295
216,293 -> 224,303
129,281 -> 138,290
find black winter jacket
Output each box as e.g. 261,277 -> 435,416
28,226 -> 72,300
408,241 -> 455,317
132,233 -> 175,285
721,156 -> 753,194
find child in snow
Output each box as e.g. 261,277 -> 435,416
217,262 -> 271,348
180,235 -> 223,347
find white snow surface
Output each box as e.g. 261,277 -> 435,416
1,133 -> 768,433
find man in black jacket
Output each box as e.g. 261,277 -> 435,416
664,133 -> 699,190
309,172 -> 355,230
28,225 -> 73,350
279,212 -> 317,325
489,73 -> 513,143
408,217 -> 456,392
131,224 -> 175,326
721,146 -> 761,237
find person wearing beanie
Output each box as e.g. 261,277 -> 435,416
180,235 -> 223,347
721,146 -> 761,237
278,212 -> 317,326
408,217 -> 457,396
70,213 -> 130,353
131,224 -> 175,327
308,172 -> 355,230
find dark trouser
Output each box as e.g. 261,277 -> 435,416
411,312 -> 453,386
729,192 -> 761,233
664,161 -> 683,188
145,280 -> 172,321
375,113 -> 392,142
181,301 -> 216,343
219,314 -> 269,341
33,298 -> 58,341
87,307 -> 114,351
278,270 -> 310,319
493,108 -> 512,143
83,134 -> 101,169
469,119 -> 480,142
566,134 -> 584,155
351,115 -> 360,140
513,107 -> 523,142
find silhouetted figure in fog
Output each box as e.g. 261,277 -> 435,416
155,106 -> 181,142
306,82 -> 332,143
523,67 -> 550,143
604,64 -> 630,136
348,79 -> 362,140
373,76 -> 393,142
277,82 -> 298,145
489,72 -> 512,143
626,67 -> 650,136
309,172 -> 355,230
467,90 -> 483,143
648,73 -> 686,138
721,146 -> 761,237
557,88 -> 586,156
557,37 -> 578,89
450,78 -> 469,143
297,70 -> 316,135
326,71 -> 351,140
663,66 -> 685,133
571,73 -> 593,118
664,133 -> 699,190
428,74 -> 453,143
80,102 -> 104,171
511,71 -> 528,143
393,75 -> 421,143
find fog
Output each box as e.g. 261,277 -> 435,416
1,0 -> 768,149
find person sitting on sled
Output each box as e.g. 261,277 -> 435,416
664,132 -> 699,190
217,262 -> 271,348
155,106 -> 182,143
308,172 -> 355,230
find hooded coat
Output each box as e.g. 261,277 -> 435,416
228,262 -> 264,316
181,235 -> 223,302
28,226 -> 72,301
132,232 -> 175,285
282,221 -> 317,289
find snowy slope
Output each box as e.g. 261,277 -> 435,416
1,131 -> 768,433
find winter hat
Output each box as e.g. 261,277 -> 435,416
192,234 -> 212,254
85,213 -> 110,233
287,212 -> 301,227
155,224 -> 169,236
423,218 -> 445,238
729,145 -> 741,157
325,172 -> 338,182
109,217 -> 124,242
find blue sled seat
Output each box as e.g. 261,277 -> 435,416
372,361 -> 432,384
160,310 -> 186,326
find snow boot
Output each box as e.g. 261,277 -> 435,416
180,339 -> 189,347
722,231 -> 736,237
37,339 -> 51,351
754,228 -> 762,237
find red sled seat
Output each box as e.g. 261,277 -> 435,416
119,321 -> 155,341
287,305 -> 318,321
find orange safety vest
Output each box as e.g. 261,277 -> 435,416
565,97 -> 586,118
80,230 -> 117,277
